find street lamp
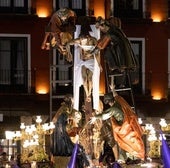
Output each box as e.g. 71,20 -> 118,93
10,116 -> 55,164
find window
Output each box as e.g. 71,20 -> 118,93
168,0 -> 170,18
114,0 -> 143,19
0,139 -> 18,158
55,0 -> 86,16
50,49 -> 73,97
58,55 -> 70,82
0,0 -> 28,14
129,38 -> 145,94
0,35 -> 31,93
168,39 -> 170,89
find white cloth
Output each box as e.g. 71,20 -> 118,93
73,25 -> 100,111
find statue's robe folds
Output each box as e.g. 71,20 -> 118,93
111,95 -> 145,159
96,24 -> 138,72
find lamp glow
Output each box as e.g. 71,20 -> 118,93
152,15 -> 161,22
36,116 -> 42,123
36,88 -> 48,94
152,92 -> 162,100
5,131 -> 15,140
159,118 -> 167,127
20,123 -> 25,129
138,118 -> 143,125
37,8 -> 49,18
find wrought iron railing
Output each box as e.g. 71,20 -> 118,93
0,69 -> 36,94
0,68 -> 169,96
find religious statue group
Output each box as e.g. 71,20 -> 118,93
41,7 -> 145,168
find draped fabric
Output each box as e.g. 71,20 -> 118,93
111,95 -> 145,159
98,23 -> 138,71
67,142 -> 78,168
73,51 -> 100,111
52,112 -> 74,156
113,162 -> 122,168
161,132 -> 170,168
73,25 -> 100,111
50,8 -> 76,33
41,8 -> 76,51
109,27 -> 138,70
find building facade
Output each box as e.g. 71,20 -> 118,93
0,0 -> 170,156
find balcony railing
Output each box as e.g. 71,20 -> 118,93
0,69 -> 169,96
0,69 -> 35,94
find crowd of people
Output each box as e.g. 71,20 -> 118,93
0,152 -> 21,168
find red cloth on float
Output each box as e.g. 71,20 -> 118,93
111,95 -> 145,159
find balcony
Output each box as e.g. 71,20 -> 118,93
0,69 -> 49,122
0,69 -> 35,94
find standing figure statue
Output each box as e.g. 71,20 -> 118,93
67,32 -> 102,111
51,94 -> 75,156
90,85 -> 145,163
90,90 -> 124,163
41,8 -> 76,62
51,95 -> 90,168
93,16 -> 138,72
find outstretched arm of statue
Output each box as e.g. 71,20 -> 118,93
90,45 -> 99,56
65,43 -> 73,62
41,32 -> 51,50
110,84 -> 118,97
90,106 -> 123,124
65,38 -> 81,61
90,35 -> 111,55
97,35 -> 111,50
101,106 -> 123,121
67,38 -> 81,46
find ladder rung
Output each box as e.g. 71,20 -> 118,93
51,95 -> 65,99
109,73 -> 124,77
50,64 -> 73,69
115,88 -> 132,91
51,80 -> 72,83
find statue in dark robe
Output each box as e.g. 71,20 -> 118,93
94,16 -> 138,72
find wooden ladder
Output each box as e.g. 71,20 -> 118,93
107,69 -> 136,111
